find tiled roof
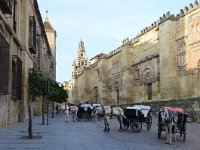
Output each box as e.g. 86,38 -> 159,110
44,20 -> 54,31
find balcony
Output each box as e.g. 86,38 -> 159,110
0,0 -> 12,14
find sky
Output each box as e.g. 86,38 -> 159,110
37,0 -> 194,83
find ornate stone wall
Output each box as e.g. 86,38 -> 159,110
70,1 -> 200,120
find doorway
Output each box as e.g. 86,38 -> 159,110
147,83 -> 152,100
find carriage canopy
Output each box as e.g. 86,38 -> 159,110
125,105 -> 151,117
160,107 -> 184,115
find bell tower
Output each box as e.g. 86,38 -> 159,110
72,39 -> 88,78
44,10 -> 57,80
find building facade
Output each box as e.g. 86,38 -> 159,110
69,1 -> 200,122
32,9 -> 57,116
0,0 -> 54,127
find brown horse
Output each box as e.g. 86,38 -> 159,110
95,105 -> 124,132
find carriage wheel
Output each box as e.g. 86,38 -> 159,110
158,125 -> 162,139
131,120 -> 142,133
83,113 -> 91,121
146,116 -> 152,131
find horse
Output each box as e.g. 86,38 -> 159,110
63,104 -> 79,122
70,105 -> 79,121
158,108 -> 177,144
95,105 -> 124,132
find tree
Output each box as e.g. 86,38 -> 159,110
28,69 -> 47,138
48,82 -> 68,117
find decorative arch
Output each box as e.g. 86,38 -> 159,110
141,68 -> 153,85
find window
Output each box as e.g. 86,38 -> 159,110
12,55 -> 22,100
178,42 -> 186,67
93,87 -> 98,97
0,33 -> 9,95
0,0 -> 12,14
134,66 -> 139,80
13,1 -> 17,32
178,53 -> 186,66
51,62 -> 54,68
147,83 -> 152,100
29,16 -> 36,54
108,78 -> 112,89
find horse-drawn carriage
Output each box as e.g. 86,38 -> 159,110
77,103 -> 101,121
158,107 -> 187,143
122,105 -> 152,133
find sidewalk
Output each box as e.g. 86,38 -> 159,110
0,114 -> 127,150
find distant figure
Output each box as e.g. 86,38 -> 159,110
56,104 -> 59,115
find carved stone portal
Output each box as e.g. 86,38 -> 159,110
132,53 -> 159,87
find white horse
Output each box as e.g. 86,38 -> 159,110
64,105 -> 79,122
70,105 -> 79,121
95,105 -> 124,132
158,108 -> 177,144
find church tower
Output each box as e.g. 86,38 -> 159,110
72,39 -> 88,78
44,10 -> 57,80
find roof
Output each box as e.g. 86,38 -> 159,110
44,20 -> 54,31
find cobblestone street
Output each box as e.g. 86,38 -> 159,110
0,114 -> 199,150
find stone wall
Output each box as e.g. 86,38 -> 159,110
32,96 -> 42,116
0,96 -> 8,127
69,1 -> 200,121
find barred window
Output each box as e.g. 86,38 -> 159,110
0,0 -> 12,14
29,16 -> 36,54
0,33 -> 9,95
178,53 -> 186,66
93,86 -> 98,97
178,42 -> 186,67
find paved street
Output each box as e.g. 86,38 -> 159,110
0,114 -> 199,150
